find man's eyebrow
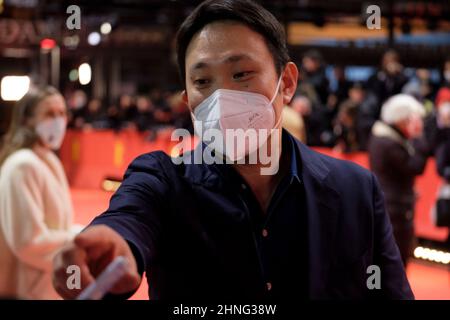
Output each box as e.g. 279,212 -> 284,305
223,54 -> 253,64
190,61 -> 209,72
189,54 -> 254,73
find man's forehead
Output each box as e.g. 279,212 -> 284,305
186,22 -> 268,62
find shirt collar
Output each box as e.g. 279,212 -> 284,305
206,129 -> 303,187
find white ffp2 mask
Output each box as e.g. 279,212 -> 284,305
35,117 -> 67,150
192,76 -> 283,161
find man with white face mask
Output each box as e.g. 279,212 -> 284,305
191,74 -> 283,165
53,0 -> 413,300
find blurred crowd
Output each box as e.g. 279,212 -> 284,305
289,50 -> 450,153
64,50 -> 450,156
286,49 -> 450,265
65,87 -> 193,138
62,50 -> 450,189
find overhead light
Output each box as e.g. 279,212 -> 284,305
100,22 -> 112,35
1,76 -> 30,101
40,38 -> 56,50
87,32 -> 101,46
78,63 -> 91,85
69,69 -> 78,82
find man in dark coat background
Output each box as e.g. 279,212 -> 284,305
369,94 -> 430,267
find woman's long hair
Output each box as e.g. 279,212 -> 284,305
0,86 -> 61,167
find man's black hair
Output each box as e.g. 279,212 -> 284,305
175,0 -> 290,88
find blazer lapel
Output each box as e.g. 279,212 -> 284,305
297,142 -> 340,299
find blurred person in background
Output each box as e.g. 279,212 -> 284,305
150,88 -> 174,127
402,68 -> 436,114
66,89 -> 88,129
0,86 -> 80,299
350,82 -> 379,151
327,65 -> 351,121
368,50 -> 408,106
368,94 -> 430,267
439,56 -> 450,88
293,86 -> 332,146
434,103 -> 450,182
295,70 -> 323,145
435,56 -> 450,109
333,81 -> 379,152
289,95 -> 311,143
429,102 -> 450,236
282,104 -> 306,143
80,98 -> 109,130
168,91 -> 193,133
110,94 -> 138,130
301,50 -> 329,105
333,99 -> 359,153
134,95 -> 155,132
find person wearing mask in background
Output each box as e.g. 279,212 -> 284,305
0,86 -> 81,299
369,94 -> 429,267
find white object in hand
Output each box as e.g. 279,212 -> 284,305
76,256 -> 128,300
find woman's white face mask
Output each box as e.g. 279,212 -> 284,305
35,116 -> 67,150
191,75 -> 283,162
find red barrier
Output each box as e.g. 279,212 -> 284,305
60,130 -> 448,241
59,128 -> 188,189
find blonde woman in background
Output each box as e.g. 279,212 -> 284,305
0,86 -> 80,299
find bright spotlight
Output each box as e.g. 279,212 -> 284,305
1,76 -> 30,101
78,63 -> 91,85
100,22 -> 112,35
87,32 -> 101,46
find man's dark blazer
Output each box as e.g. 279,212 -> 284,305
91,133 -> 414,300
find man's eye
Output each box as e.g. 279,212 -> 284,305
194,79 -> 210,86
233,71 -> 253,80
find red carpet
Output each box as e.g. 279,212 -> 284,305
71,188 -> 450,300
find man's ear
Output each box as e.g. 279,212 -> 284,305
281,62 -> 299,105
181,90 -> 189,107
